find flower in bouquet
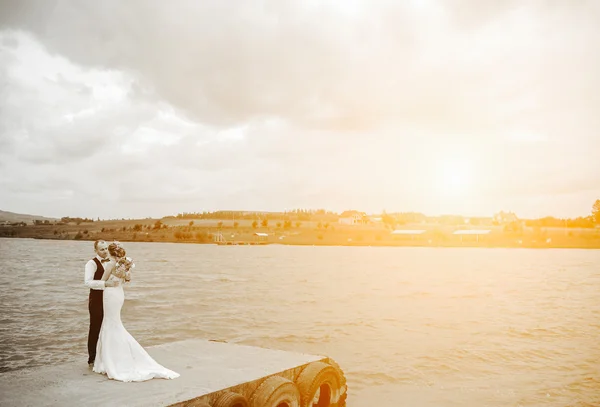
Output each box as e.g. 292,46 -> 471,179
114,257 -> 135,281
108,241 -> 134,281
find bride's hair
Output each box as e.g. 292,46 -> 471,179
108,242 -> 126,258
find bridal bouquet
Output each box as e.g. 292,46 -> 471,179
114,256 -> 135,281
109,241 -> 135,282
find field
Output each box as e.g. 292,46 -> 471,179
2,217 -> 600,249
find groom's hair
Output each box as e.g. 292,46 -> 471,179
94,240 -> 106,250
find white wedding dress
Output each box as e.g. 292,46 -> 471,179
93,275 -> 179,382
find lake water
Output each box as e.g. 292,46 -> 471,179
1,238 -> 599,406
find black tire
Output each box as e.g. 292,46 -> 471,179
249,375 -> 300,407
182,399 -> 211,407
327,359 -> 347,406
213,391 -> 248,407
296,361 -> 343,407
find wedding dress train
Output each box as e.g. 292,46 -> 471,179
93,281 -> 179,382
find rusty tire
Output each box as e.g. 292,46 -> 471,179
296,361 -> 343,407
213,391 -> 248,407
249,375 -> 300,407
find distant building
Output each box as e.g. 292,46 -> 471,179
253,232 -> 268,242
338,210 -> 367,225
391,229 -> 426,235
453,229 -> 491,242
494,211 -> 519,224
391,229 -> 426,240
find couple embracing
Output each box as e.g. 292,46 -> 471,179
84,240 -> 179,382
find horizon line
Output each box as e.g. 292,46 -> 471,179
6,207 -> 594,222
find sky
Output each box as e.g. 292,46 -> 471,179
0,0 -> 599,220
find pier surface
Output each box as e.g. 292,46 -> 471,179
0,339 -> 327,406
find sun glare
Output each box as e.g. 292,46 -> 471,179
435,159 -> 475,198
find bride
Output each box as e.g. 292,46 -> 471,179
93,241 -> 180,382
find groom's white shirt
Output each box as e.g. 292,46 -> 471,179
84,255 -> 107,290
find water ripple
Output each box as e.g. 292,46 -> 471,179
0,239 -> 599,406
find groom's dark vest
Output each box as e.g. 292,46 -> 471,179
89,258 -> 104,303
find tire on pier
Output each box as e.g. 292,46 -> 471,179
327,359 -> 347,406
183,400 -> 211,407
213,391 -> 249,407
249,375 -> 300,407
296,361 -> 345,407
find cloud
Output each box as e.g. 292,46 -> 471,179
0,1 -> 599,218
0,30 -> 228,217
5,0 -> 590,132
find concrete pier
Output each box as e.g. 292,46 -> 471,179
0,339 -> 347,407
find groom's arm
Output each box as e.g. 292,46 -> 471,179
84,260 -> 106,290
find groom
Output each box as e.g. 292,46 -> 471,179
84,240 -> 119,366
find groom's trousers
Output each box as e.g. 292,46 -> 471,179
87,294 -> 103,364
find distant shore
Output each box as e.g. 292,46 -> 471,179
2,217 -> 600,249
